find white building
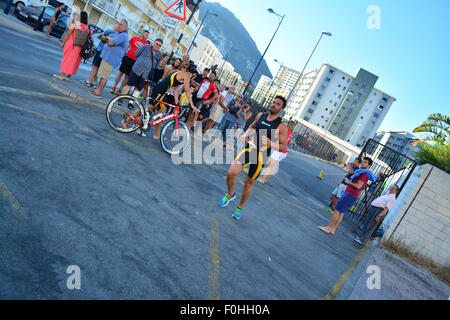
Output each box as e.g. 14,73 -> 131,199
189,34 -> 221,72
373,131 -> 420,159
251,65 -> 301,106
286,63 -> 396,148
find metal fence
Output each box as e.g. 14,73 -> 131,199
290,122 -> 350,165
347,139 -> 417,223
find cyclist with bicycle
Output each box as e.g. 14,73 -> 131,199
121,62 -> 199,138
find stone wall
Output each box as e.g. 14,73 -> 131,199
382,164 -> 450,267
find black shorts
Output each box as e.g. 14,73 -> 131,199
200,104 -> 211,119
92,50 -> 102,67
126,71 -> 146,91
119,55 -> 135,75
163,94 -> 175,106
235,143 -> 270,180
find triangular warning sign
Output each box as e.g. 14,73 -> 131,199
164,0 -> 186,21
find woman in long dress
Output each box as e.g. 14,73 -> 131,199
54,11 -> 89,82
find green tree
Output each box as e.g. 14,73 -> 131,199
412,113 -> 450,147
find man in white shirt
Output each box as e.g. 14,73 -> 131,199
354,184 -> 399,245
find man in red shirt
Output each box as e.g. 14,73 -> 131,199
110,30 -> 149,95
318,157 -> 373,235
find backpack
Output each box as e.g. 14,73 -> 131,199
80,36 -> 95,59
73,27 -> 89,47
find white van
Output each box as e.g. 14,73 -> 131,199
13,0 -> 49,9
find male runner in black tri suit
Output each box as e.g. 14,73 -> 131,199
219,96 -> 288,220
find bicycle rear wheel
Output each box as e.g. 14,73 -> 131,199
106,95 -> 145,133
160,120 -> 191,155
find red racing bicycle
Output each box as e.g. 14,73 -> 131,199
106,94 -> 191,155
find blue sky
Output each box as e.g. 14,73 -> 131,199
213,0 -> 449,134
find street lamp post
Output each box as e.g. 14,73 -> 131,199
187,10 -> 218,54
242,8 -> 285,98
286,31 -> 332,106
218,47 -> 238,78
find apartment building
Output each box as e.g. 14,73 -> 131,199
373,131 -> 420,159
286,63 -> 396,148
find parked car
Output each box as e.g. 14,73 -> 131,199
89,24 -> 104,35
12,0 -> 48,9
14,5 -> 68,38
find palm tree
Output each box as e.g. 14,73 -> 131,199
412,113 -> 450,147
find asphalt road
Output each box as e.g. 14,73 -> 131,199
0,13 -> 369,300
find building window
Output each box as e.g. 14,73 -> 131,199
355,93 -> 361,100
351,101 -> 357,107
334,102 -> 337,107
304,116 -> 310,121
361,116 -> 364,119
325,77 -> 331,82
343,87 -> 346,91
382,97 -> 388,103
312,101 -> 318,106
338,84 -> 341,87
330,110 -> 333,114
343,116 -> 349,122
373,113 -> 380,118
360,85 -> 366,92
346,79 -> 350,83
316,93 -> 322,98
329,69 -> 335,74
325,108 -> 328,111
307,108 -> 314,113
320,85 -> 326,90
321,115 -> 324,118
377,105 -> 385,111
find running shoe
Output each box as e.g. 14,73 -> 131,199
116,89 -> 121,95
110,87 -> 116,94
219,193 -> 236,207
232,207 -> 242,220
326,207 -> 334,213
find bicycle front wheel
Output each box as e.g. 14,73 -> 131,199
160,120 -> 191,155
106,95 -> 145,133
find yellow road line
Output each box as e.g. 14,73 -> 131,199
324,241 -> 371,300
0,180 -> 29,220
208,218 -> 220,300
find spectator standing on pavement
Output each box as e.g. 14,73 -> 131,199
219,94 -> 243,148
3,0 -> 14,15
88,20 -> 128,99
205,85 -> 235,138
53,11 -> 89,82
110,30 -> 149,95
80,26 -> 115,89
203,84 -> 226,135
161,58 -> 181,80
327,158 -> 361,213
318,157 -> 376,235
353,185 -> 399,245
46,2 -> 65,37
186,70 -> 218,130
119,38 -> 163,97
152,53 -> 169,83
